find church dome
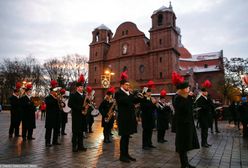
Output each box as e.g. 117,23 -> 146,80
95,24 -> 110,31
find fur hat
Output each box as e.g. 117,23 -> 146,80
107,86 -> 115,95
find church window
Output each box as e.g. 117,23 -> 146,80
126,30 -> 128,35
122,44 -> 128,55
204,64 -> 208,68
95,52 -> 97,56
158,14 -> 163,26
94,66 -> 97,71
94,79 -> 97,84
96,32 -> 99,42
159,39 -> 162,45
122,31 -> 125,36
139,65 -> 145,73
160,72 -> 163,79
160,57 -> 162,63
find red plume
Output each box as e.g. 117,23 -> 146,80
172,71 -> 184,85
147,80 -> 155,88
86,86 -> 93,93
15,82 -> 22,90
60,88 -> 66,94
78,74 -> 85,83
26,83 -> 32,89
107,86 -> 115,94
51,80 -> 58,88
160,89 -> 167,97
120,70 -> 128,80
201,80 -> 212,88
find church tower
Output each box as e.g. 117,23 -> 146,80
88,24 -> 113,87
88,24 -> 113,105
149,2 -> 180,84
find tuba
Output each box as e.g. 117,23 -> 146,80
104,99 -> 116,123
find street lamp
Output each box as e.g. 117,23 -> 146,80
101,68 -> 115,88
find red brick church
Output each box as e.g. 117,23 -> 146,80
88,3 -> 225,105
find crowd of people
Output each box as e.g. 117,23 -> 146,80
7,71 -> 248,168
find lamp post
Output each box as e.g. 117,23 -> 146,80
101,68 -> 115,88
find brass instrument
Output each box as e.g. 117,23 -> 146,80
82,95 -> 89,115
104,99 -> 116,123
53,87 -> 65,110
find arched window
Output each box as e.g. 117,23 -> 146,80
139,65 -> 145,73
158,14 -> 163,26
96,32 -> 99,42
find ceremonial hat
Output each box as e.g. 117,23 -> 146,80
160,89 -> 167,98
107,86 -> 115,95
172,71 -> 189,89
76,74 -> 85,87
201,80 -> 212,91
120,70 -> 128,85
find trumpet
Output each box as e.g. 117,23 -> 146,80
105,99 -> 116,123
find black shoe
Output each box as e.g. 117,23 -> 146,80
202,144 -> 209,148
206,143 -> 212,147
142,146 -> 150,150
27,137 -> 35,140
78,147 -> 87,151
127,155 -> 136,161
216,130 -> 220,133
62,133 -> 67,135
157,140 -> 164,143
119,156 -> 130,163
89,131 -> 93,133
72,147 -> 78,152
52,142 -> 61,145
188,164 -> 196,168
163,139 -> 168,142
148,145 -> 156,148
9,135 -> 13,138
15,134 -> 21,137
22,138 -> 26,141
46,143 -> 52,147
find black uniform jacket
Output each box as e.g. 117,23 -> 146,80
140,97 -> 157,129
20,95 -> 36,129
45,95 -> 61,129
9,94 -> 21,123
115,89 -> 137,136
174,93 -> 199,152
157,102 -> 172,130
99,99 -> 114,127
68,91 -> 86,132
195,95 -> 212,128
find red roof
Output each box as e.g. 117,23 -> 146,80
178,47 -> 192,58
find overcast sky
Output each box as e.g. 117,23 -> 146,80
0,0 -> 247,63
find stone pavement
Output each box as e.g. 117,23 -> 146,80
0,110 -> 247,168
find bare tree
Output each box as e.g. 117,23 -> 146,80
224,57 -> 248,96
43,53 -> 88,90
0,56 -> 45,104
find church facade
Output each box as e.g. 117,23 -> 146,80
88,4 -> 225,105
